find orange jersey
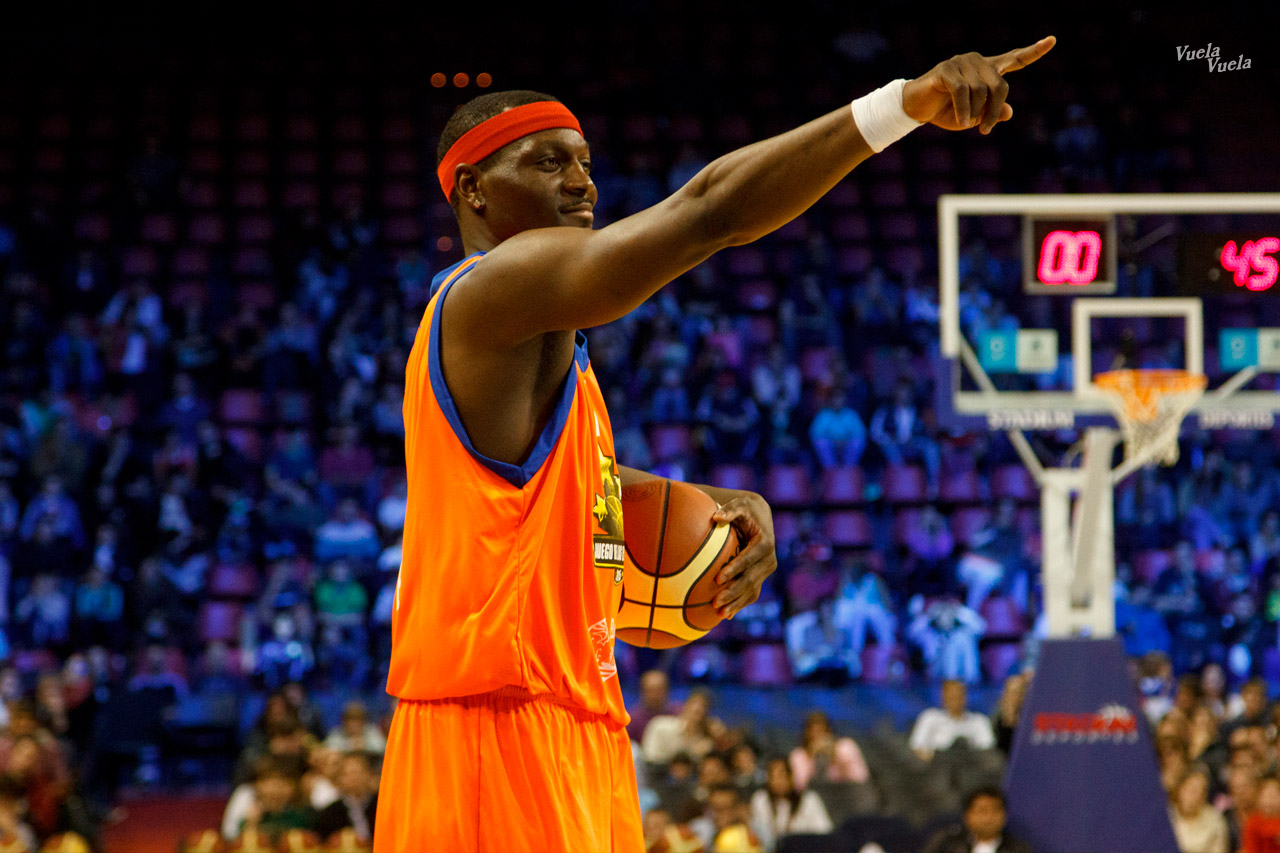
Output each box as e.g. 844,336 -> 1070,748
388,252 -> 629,726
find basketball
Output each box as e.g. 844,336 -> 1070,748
616,479 -> 740,649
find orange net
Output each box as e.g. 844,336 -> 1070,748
1094,369 -> 1207,466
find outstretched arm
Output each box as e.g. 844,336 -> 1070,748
449,37 -> 1056,348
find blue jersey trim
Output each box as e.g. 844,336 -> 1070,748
427,252 -> 591,488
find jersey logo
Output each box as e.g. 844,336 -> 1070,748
591,418 -> 625,583
588,617 -> 617,682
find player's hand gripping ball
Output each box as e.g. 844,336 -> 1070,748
615,480 -> 739,648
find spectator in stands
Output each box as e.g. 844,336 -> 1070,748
991,673 -> 1027,754
808,389 -> 866,469
907,595 -> 986,684
627,670 -> 679,744
695,754 -> 733,805
694,371 -> 761,464
256,613 -> 315,690
869,380 -> 940,487
902,507 -> 956,595
643,688 -> 717,765
227,757 -> 314,843
1201,663 -> 1228,720
324,702 -> 386,754
832,558 -> 895,665
751,343 -> 802,444
73,567 -> 123,648
313,751 -> 378,843
692,785 -> 763,853
0,776 -> 37,853
16,575 -> 70,651
922,786 -> 1031,853
313,500 -> 380,565
19,477 -> 84,549
127,644 -> 189,699
786,598 -> 852,681
732,743 -> 766,791
649,368 -> 692,424
3,733 -> 68,838
750,757 -> 833,852
1225,679 -> 1270,737
1170,766 -> 1229,853
910,680 -> 996,762
1222,765 -> 1260,852
642,807 -> 704,853
1244,775 -> 1280,853
788,711 -> 869,789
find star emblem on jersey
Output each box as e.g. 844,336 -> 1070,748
591,442 -> 625,580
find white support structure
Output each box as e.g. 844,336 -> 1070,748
1041,429 -> 1118,638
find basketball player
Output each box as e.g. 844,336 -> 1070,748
375,35 -> 1056,852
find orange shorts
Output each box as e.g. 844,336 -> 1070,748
373,687 -> 645,853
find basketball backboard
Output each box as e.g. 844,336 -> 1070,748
937,193 -> 1280,435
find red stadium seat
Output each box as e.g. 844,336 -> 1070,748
741,644 -> 792,686
382,116 -> 415,143
670,115 -> 704,142
648,425 -> 693,461
232,248 -> 272,278
334,115 -> 366,142
13,650 -> 58,674
869,180 -> 907,208
198,602 -> 243,644
187,147 -> 221,174
764,464 -> 813,508
709,464 -> 757,493
981,643 -> 1022,682
173,248 -> 210,277
284,149 -> 320,176
220,389 -> 267,425
385,148 -> 419,175
827,181 -> 860,209
831,212 -> 870,243
224,428 -> 264,464
188,114 -> 220,142
121,247 -> 158,277
966,147 -> 1001,174
186,180 -> 219,209
726,247 -> 767,278
992,465 -> 1036,501
799,347 -> 838,383
168,282 -> 209,310
836,246 -> 874,276
939,470 -> 984,503
772,512 -> 800,551
209,564 -> 260,600
236,114 -> 270,142
736,280 -> 777,311
75,213 -> 111,243
236,215 -> 274,244
980,597 -> 1027,639
335,149 -> 368,177
860,643 -> 906,684
384,216 -> 422,245
820,466 -> 865,506
284,116 -> 318,144
891,509 -> 922,546
283,183 -> 319,209
232,181 -> 269,209
823,511 -> 873,549
235,149 -> 270,176
382,182 -> 420,210
237,282 -> 277,312
881,465 -> 927,504
188,214 -> 226,244
951,507 -> 992,546
880,213 -> 918,241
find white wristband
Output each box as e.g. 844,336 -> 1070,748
850,78 -> 923,153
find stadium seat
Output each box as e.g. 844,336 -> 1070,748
740,643 -> 792,686
198,602 -> 243,644
121,247 -> 158,277
236,114 -> 269,142
992,465 -> 1036,501
384,215 -> 422,245
772,512 -> 800,551
385,148 -> 419,175
982,644 -> 1022,683
232,247 -> 272,278
881,465 -> 927,504
764,464 -> 813,508
869,180 -> 907,208
284,116 -> 318,144
237,282 -> 277,312
13,650 -> 58,674
831,212 -> 870,243
891,509 -> 923,546
726,247 -> 767,278
219,389 -> 267,425
1196,549 -> 1226,575
236,214 -> 274,244
823,511 -> 873,549
208,564 -> 260,600
980,597 -> 1027,639
709,464 -> 757,493
820,466 -> 865,506
827,181 -> 860,209
917,146 -> 954,174
836,246 -> 874,276
647,424 -> 693,461
939,470 -> 984,504
168,282 -> 209,310
235,149 -> 270,176
188,114 -> 220,142
669,115 -> 703,142
382,116 -> 415,143
283,182 -> 319,209
172,248 -> 210,278
799,347 -> 838,383
966,147 -> 1001,173
860,644 -> 905,685
187,147 -> 221,174
335,148 -> 369,177
382,181 -> 420,210
736,279 -> 777,311
232,181 -> 269,208
188,214 -> 226,244
950,507 -> 991,546
74,212 -> 111,243
879,213 -> 917,241
284,149 -> 320,175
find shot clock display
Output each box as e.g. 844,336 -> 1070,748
1178,232 -> 1280,295
1022,216 -> 1117,294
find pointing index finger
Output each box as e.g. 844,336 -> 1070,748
990,35 -> 1056,74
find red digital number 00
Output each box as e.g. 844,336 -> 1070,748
1222,238 -> 1280,292
1038,230 -> 1102,285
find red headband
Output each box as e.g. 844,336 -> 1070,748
437,101 -> 583,200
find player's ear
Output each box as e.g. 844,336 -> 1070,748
455,165 -> 485,213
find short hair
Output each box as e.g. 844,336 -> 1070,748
254,756 -> 298,783
1244,678 -> 1269,695
708,784 -> 740,803
435,90 -> 563,170
965,785 -> 1006,811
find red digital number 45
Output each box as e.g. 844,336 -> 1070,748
1221,238 -> 1280,291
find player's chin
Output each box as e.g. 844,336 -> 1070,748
558,210 -> 595,228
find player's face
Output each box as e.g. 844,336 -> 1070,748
480,128 -> 596,238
